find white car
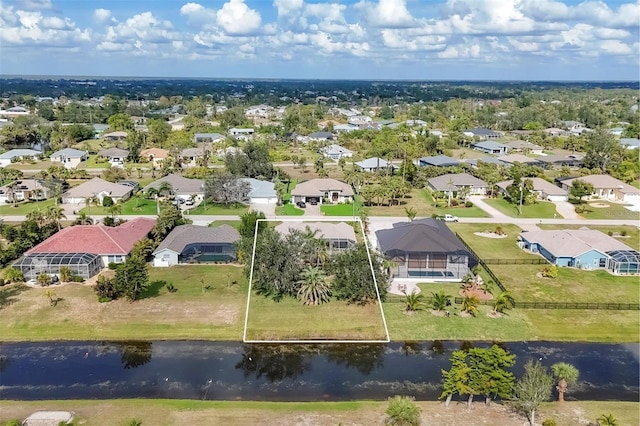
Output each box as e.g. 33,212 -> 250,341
440,214 -> 459,222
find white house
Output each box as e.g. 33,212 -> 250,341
355,157 -> 396,173
427,173 -> 489,196
319,144 -> 353,160
0,149 -> 42,167
239,178 -> 278,204
97,147 -> 129,168
62,177 -> 133,205
497,177 -> 568,202
291,178 -> 354,205
50,148 -> 88,169
560,175 -> 640,204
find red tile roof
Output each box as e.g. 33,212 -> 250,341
27,218 -> 156,255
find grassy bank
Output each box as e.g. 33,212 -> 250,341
0,400 -> 637,426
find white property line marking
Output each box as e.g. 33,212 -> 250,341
243,217 -> 390,344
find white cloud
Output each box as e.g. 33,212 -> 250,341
179,2 -> 217,27
356,0 -> 416,28
599,39 -> 632,54
93,8 -> 112,23
274,0 -> 303,17
216,0 -> 262,35
13,0 -> 52,11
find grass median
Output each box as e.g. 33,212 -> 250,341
0,400 -> 637,426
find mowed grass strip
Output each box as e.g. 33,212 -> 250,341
0,265 -> 247,341
2,399 -> 636,426
245,294 -> 388,341
448,223 -> 538,260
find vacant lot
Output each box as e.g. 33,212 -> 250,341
366,189 -> 489,218
577,201 -> 639,220
245,294 -> 388,341
0,265 -> 246,341
0,400 -> 636,426
188,202 -> 248,215
483,198 -> 559,218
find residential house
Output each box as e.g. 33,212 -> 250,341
428,130 -> 445,137
102,131 -> 128,141
320,144 -> 353,160
140,148 -> 169,167
228,128 -> 254,141
0,179 -> 49,204
496,177 -> 568,202
93,123 -> 109,138
0,149 -> 42,167
0,106 -> 30,117
472,141 -> 510,155
544,128 -> 566,137
143,174 -> 205,201
334,123 -> 359,133
537,154 -> 583,169
291,178 -> 354,205
559,175 -> 640,204
427,173 -> 489,197
97,147 -> 129,167
50,148 -> 88,169
375,219 -> 475,280
561,121 -> 584,131
152,224 -> 240,267
496,154 -> 543,167
355,157 -> 396,173
462,128 -> 504,140
216,146 -> 243,158
418,155 -> 460,168
275,221 -> 357,251
518,229 -> 638,274
504,140 -> 544,155
180,147 -> 207,168
306,131 -> 333,142
239,178 -> 278,204
619,138 -> 640,150
13,218 -> 156,279
62,177 -> 133,205
194,133 -> 226,144
466,157 -> 505,168
609,127 -> 624,136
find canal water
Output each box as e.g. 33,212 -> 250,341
0,341 -> 637,401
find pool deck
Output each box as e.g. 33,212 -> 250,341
389,278 -> 460,295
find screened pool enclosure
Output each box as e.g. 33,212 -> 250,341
13,253 -> 103,280
607,250 -> 640,275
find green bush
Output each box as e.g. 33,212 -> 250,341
0,278 -> 5,286
71,275 -> 85,283
541,265 -> 558,278
102,195 -> 114,207
621,230 -> 628,237
607,231 -> 614,236
166,283 -> 178,293
3,420 -> 21,426
385,395 -> 420,426
465,201 -> 473,207
542,420 -> 557,426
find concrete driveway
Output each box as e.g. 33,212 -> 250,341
303,203 -> 322,216
468,196 -> 510,219
553,200 -> 579,220
250,202 -> 276,218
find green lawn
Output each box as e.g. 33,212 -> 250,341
80,196 -> 159,215
320,200 -> 361,216
0,265 -> 247,341
275,203 -> 304,216
2,400 -> 636,426
365,189 -> 489,218
208,220 -> 241,229
525,309 -> 639,342
246,294 -> 388,340
448,223 -> 538,260
483,197 -> 559,218
0,198 -> 57,215
188,202 -> 248,215
83,155 -> 110,169
575,201 -> 639,220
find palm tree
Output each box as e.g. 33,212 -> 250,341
46,205 -> 66,230
157,181 -> 173,199
597,414 -> 618,426
404,290 -> 424,313
551,362 -> 579,402
384,395 -> 420,426
107,203 -> 122,220
431,291 -> 451,312
74,211 -> 93,225
404,206 -> 417,221
26,209 -> 45,225
462,295 -> 479,317
84,195 -> 99,215
59,266 -> 72,283
44,289 -> 58,306
296,266 -> 331,306
492,291 -> 515,315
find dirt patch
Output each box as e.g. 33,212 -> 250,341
460,288 -> 494,301
589,202 -> 610,208
473,232 -> 508,239
487,311 -> 503,319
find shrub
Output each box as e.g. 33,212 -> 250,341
71,275 -> 85,283
541,265 -> 558,278
450,198 -> 459,206
607,231 -> 613,236
102,196 -> 114,207
431,213 -> 439,219
385,395 -> 420,426
4,268 -> 24,283
494,226 -> 505,235
108,262 -> 120,270
0,278 -> 4,287
621,230 -> 627,237
36,273 -> 53,286
465,201 -> 473,207
542,420 -> 557,426
3,420 -> 21,426
166,283 -> 178,293
94,275 -> 121,300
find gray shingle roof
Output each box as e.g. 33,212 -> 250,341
275,222 -> 356,241
520,229 -> 633,258
497,177 -> 567,196
428,173 -> 488,191
63,177 -> 133,199
143,174 -> 204,195
239,178 -> 277,199
472,141 -> 509,150
0,149 -> 41,159
376,219 -> 470,255
50,148 -> 87,159
153,224 -> 240,255
98,147 -> 129,158
291,178 -> 354,197
418,155 -> 460,167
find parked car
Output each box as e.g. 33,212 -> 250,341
309,199 -> 318,206
296,201 -> 307,208
437,214 -> 459,222
185,199 -> 195,206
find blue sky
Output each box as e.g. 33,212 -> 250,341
0,0 -> 638,80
